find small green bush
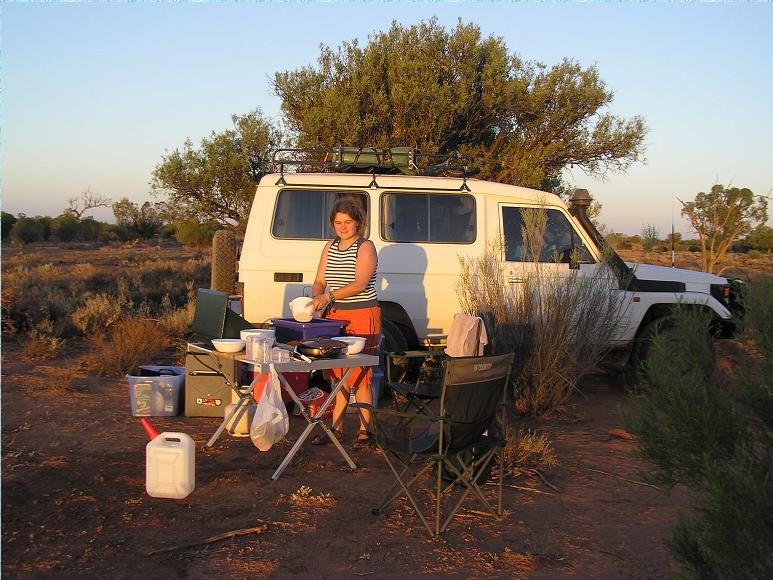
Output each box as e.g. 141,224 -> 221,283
623,283 -> 773,579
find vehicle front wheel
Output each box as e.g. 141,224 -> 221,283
632,316 -> 715,384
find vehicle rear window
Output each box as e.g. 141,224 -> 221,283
381,193 -> 475,243
272,190 -> 369,239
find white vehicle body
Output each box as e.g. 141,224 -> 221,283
239,171 -> 734,356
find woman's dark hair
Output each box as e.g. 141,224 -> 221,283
330,198 -> 365,233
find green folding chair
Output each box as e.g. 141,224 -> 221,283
354,352 -> 514,537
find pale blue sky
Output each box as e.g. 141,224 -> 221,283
2,1 -> 771,235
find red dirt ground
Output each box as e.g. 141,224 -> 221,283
2,339 -> 690,579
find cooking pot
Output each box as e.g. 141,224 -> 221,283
294,338 -> 348,359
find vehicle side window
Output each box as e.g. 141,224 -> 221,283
272,190 -> 368,239
382,193 -> 475,243
502,206 -> 593,263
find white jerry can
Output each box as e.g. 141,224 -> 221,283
146,432 -> 195,499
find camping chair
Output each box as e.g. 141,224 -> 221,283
354,352 -> 514,537
388,314 -> 488,417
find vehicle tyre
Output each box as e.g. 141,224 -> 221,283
211,230 -> 237,294
632,317 -> 715,383
381,319 -> 408,353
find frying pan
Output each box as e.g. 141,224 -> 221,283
294,338 -> 348,359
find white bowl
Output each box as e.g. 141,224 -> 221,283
240,328 -> 276,343
331,336 -> 366,355
211,338 -> 246,353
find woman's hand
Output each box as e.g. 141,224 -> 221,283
307,294 -> 331,312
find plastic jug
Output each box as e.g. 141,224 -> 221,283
224,401 -> 255,437
146,432 -> 195,499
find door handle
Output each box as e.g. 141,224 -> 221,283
508,277 -> 526,284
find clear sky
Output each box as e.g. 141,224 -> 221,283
2,1 -> 771,236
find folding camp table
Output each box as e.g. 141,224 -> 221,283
188,343 -> 379,479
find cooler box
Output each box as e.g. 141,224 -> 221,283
127,366 -> 185,417
184,350 -> 235,417
271,318 -> 347,344
241,363 -> 310,405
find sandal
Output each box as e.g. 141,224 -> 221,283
351,430 -> 374,450
312,428 -> 342,446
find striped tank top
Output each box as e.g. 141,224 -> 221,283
325,237 -> 378,309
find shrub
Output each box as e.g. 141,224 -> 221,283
2,211 -> 17,240
457,209 -> 625,415
10,216 -> 47,244
173,220 -> 221,248
623,283 -> 773,579
86,317 -> 168,376
71,292 -> 130,335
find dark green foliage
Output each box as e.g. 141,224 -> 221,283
10,215 -> 47,244
112,198 -> 163,239
680,184 -> 768,273
741,225 -> 773,252
2,211 -> 18,240
173,220 -> 221,248
274,18 -> 646,188
151,109 -> 282,233
624,284 -> 773,579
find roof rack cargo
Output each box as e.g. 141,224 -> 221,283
271,147 -> 478,178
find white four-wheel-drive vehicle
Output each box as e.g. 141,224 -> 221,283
236,148 -> 739,366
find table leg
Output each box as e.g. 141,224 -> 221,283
271,366 -> 357,479
206,376 -> 260,448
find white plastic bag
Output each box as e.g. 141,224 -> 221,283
250,365 -> 289,451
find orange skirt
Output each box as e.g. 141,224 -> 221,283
325,305 -> 381,391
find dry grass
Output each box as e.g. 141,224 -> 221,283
2,242 -> 208,350
501,428 -> 559,478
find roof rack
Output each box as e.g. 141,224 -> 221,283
271,147 -> 478,182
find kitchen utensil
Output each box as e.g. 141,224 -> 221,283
294,338 -> 348,359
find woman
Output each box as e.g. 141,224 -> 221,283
307,199 -> 381,449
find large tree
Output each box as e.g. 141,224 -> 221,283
151,109 -> 282,232
680,184 -> 768,274
274,18 -> 647,189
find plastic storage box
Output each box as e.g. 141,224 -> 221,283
127,366 -> 185,417
271,318 -> 348,344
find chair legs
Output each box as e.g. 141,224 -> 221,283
371,440 -> 504,537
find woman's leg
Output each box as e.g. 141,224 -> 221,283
331,383 -> 349,432
352,368 -> 372,433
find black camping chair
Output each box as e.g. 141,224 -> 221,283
387,315 -> 485,417
353,352 -> 514,537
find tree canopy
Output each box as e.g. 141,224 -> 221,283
680,184 -> 768,274
274,18 -> 647,189
151,109 -> 282,232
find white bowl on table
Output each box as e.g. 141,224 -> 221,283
211,338 -> 246,353
331,336 -> 367,355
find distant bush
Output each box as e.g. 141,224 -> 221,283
10,216 -> 47,245
623,284 -> 773,579
2,212 -> 17,240
173,220 -> 221,248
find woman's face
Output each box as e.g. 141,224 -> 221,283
333,212 -> 359,241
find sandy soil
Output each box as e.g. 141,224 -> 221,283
1,340 -> 689,579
